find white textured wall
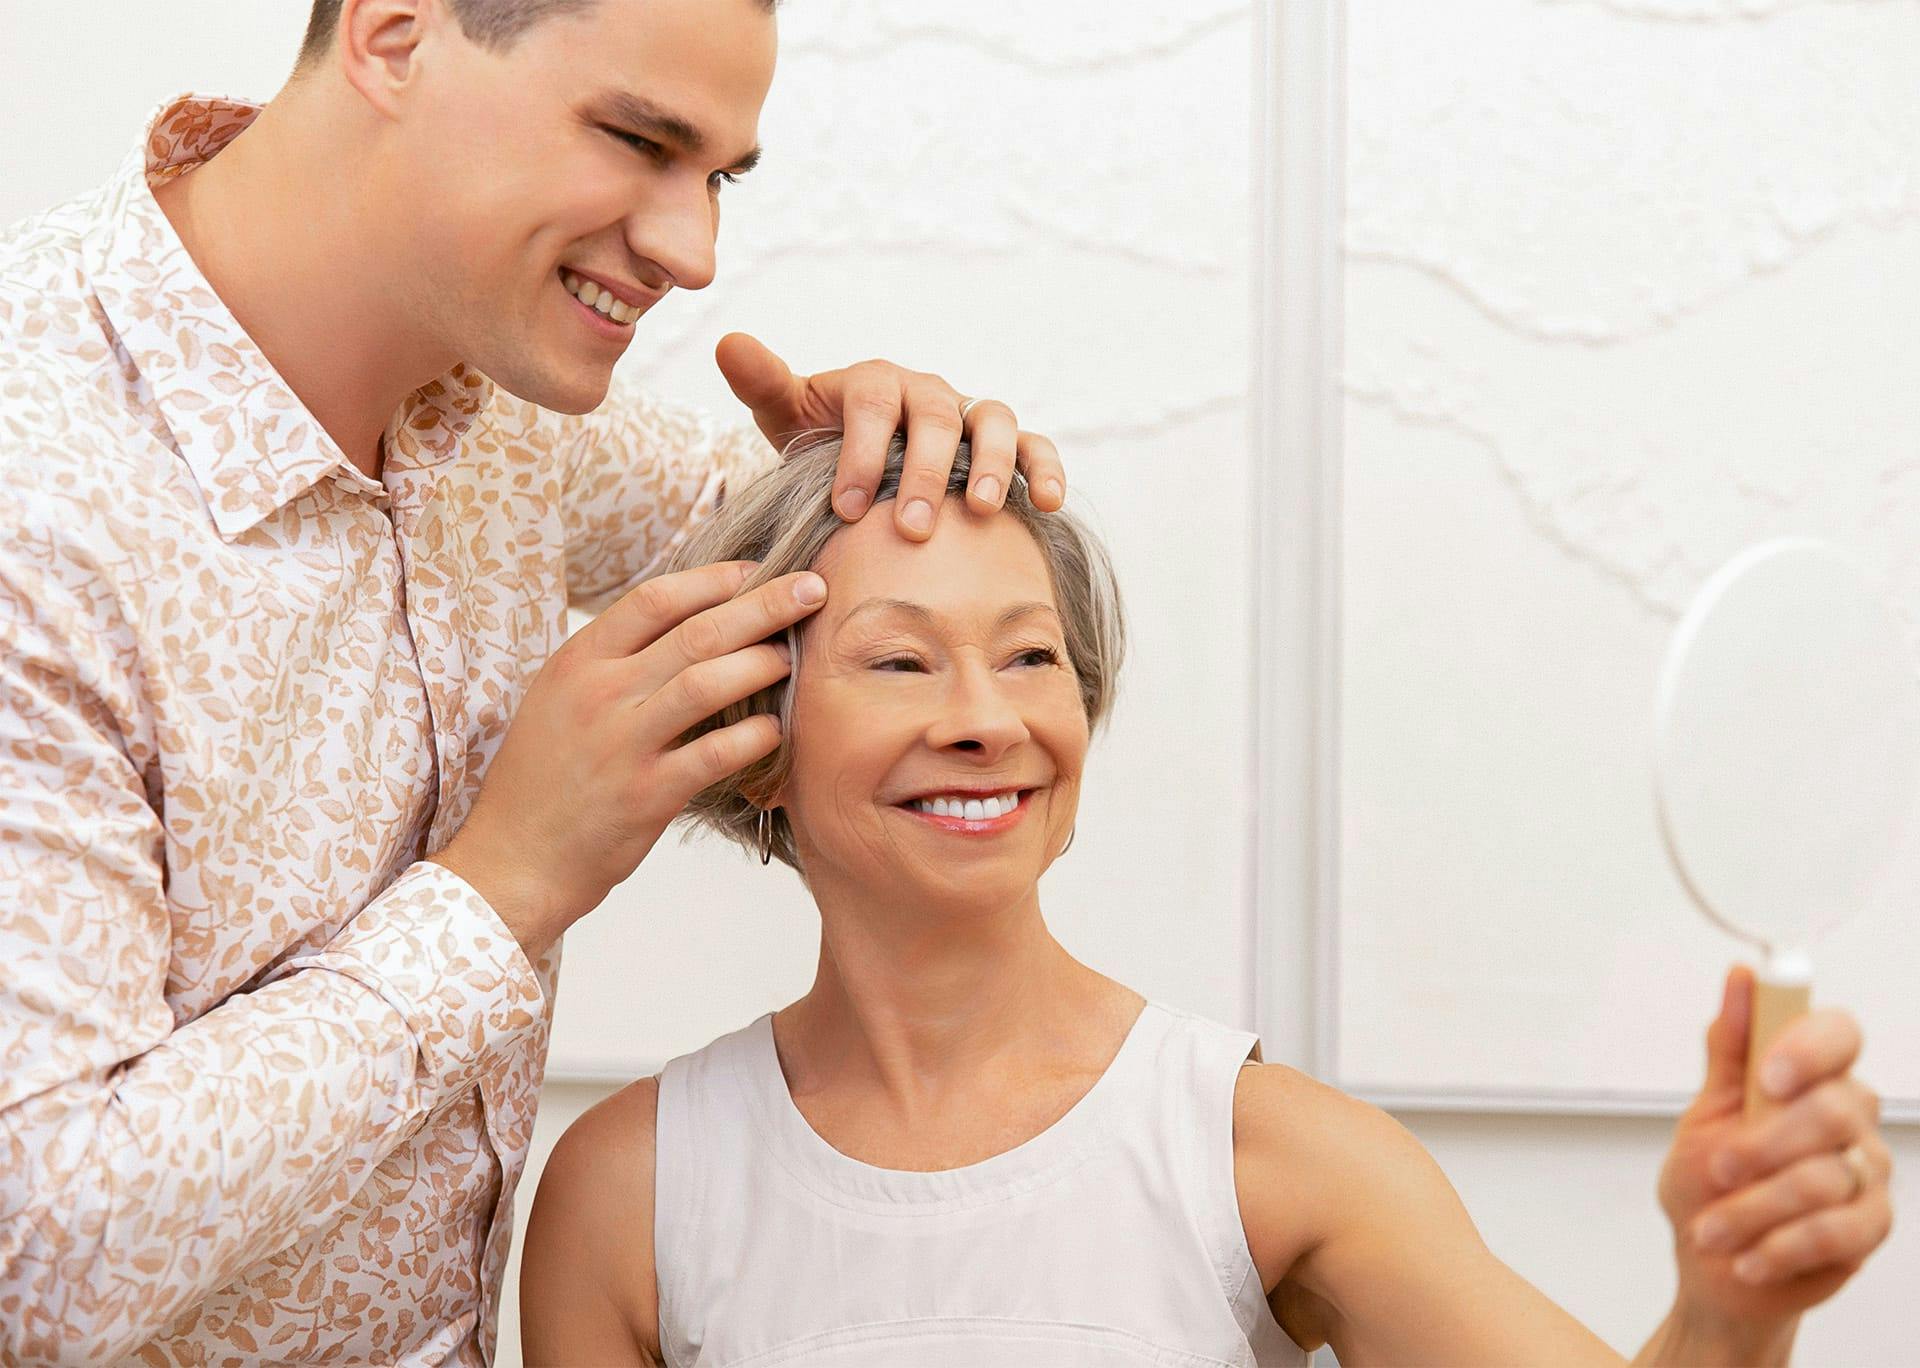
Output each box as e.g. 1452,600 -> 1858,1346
6,4 -> 1911,1365
1337,0 -> 1920,1109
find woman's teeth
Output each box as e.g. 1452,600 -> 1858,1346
909,792 -> 1020,821
561,270 -> 642,325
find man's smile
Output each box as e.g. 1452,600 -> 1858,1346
558,266 -> 660,330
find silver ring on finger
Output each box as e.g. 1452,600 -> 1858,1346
958,396 -> 985,425
1840,1142 -> 1872,1201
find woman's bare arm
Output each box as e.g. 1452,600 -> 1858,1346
520,1076 -> 664,1367
1235,1063 -> 1623,1366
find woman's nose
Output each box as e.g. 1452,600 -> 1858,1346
923,667 -> 1031,762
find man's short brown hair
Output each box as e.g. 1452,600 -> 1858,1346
298,0 -> 776,70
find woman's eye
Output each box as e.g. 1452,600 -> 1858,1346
1016,647 -> 1062,667
874,657 -> 924,673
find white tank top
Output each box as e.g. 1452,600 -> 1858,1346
653,1000 -> 1309,1367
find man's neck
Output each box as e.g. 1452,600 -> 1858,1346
149,89 -> 457,482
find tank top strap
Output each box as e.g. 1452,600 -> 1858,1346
1137,1004 -> 1276,1346
654,1017 -> 768,1368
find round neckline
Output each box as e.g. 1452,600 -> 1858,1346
738,1000 -> 1165,1213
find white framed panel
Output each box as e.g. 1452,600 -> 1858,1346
1313,0 -> 1920,1119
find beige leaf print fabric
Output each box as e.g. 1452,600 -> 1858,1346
0,94 -> 773,1366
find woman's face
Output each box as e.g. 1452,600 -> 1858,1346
777,499 -> 1089,912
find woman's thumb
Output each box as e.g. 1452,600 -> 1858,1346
1698,963 -> 1754,1102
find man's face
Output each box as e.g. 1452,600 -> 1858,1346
397,0 -> 775,412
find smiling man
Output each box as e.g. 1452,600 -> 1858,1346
0,0 -> 1059,1363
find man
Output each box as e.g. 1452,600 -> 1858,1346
0,0 -> 1889,1364
0,0 -> 1053,1360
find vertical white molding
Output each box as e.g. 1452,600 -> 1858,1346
1247,0 -> 1344,1071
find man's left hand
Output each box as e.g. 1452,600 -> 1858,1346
715,331 -> 1065,541
1657,965 -> 1892,1342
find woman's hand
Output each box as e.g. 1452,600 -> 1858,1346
713,332 -> 1065,539
1652,965 -> 1892,1355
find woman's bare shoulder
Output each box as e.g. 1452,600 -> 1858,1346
520,1076 -> 662,1366
1231,1062 -> 1401,1290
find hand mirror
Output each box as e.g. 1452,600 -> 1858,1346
1654,537 -> 1920,1117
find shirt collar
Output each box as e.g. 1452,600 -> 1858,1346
82,93 -> 494,541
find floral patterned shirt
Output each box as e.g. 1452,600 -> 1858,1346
0,94 -> 771,1366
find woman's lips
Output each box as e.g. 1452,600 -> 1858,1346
895,789 -> 1035,836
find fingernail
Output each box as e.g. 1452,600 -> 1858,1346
901,499 -> 933,534
1692,1216 -> 1729,1252
794,573 -> 826,605
1711,1152 -> 1740,1189
974,476 -> 1001,506
836,487 -> 870,519
1761,1058 -> 1796,1099
1041,478 -> 1063,505
1733,1254 -> 1768,1284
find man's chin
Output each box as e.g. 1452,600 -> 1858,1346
481,359 -> 614,415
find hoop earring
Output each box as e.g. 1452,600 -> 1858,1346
756,807 -> 775,866
1059,825 -> 1076,858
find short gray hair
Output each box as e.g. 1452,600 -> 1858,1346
662,435 -> 1126,871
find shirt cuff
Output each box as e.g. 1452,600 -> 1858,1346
295,860 -> 545,1109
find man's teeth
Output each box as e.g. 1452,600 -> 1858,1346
909,792 -> 1021,820
561,270 -> 641,325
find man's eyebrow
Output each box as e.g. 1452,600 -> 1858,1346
594,90 -> 763,172
837,598 -> 1060,635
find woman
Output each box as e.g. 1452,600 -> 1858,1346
521,439 -> 1890,1366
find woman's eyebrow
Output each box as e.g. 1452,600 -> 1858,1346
836,599 -> 1060,636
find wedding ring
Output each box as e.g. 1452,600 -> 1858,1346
1840,1142 -> 1872,1201
958,396 -> 984,424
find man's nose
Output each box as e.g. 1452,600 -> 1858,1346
625,186 -> 717,292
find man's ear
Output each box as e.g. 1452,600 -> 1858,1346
335,0 -> 434,116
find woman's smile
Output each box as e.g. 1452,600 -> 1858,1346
892,786 -> 1040,836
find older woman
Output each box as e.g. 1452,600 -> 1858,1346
520,439 -> 1890,1366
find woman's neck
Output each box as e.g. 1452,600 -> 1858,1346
775,880 -> 1138,1125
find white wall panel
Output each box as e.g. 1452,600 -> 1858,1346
1336,0 -> 1920,1111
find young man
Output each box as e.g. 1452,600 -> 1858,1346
0,1 -> 1058,1362
0,0 -> 1890,1364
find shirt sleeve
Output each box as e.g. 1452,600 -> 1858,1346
0,538 -> 544,1365
552,373 -> 780,615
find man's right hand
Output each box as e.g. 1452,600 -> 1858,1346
430,559 -> 824,958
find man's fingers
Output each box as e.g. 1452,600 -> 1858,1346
1712,1077 -> 1879,1189
657,712 -> 785,806
1758,1007 -> 1864,1104
715,332 -> 797,417
1690,1139 -> 1891,1256
637,571 -> 824,689
832,363 -> 901,521
589,561 -> 757,658
634,640 -> 793,753
1016,430 -> 1066,511
962,401 -> 1019,512
1722,1182 -> 1893,1285
892,377 -> 965,541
